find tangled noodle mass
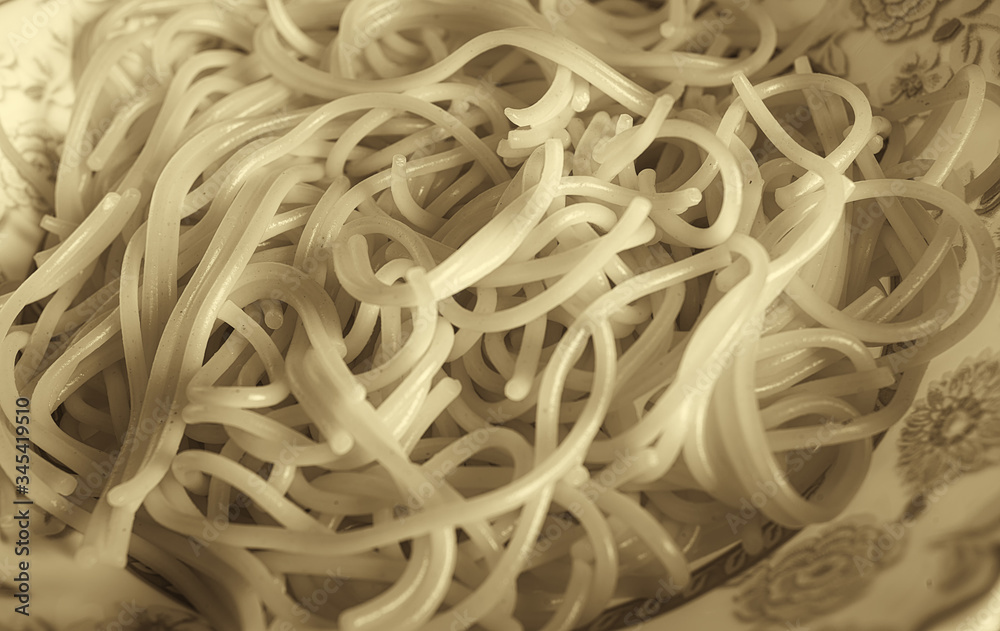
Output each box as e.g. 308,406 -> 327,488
0,0 -> 998,629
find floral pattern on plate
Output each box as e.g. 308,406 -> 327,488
849,0 -> 948,42
877,47 -> 954,103
896,350 -> 1000,495
729,516 -> 907,629
802,0 -> 1000,105
0,119 -> 57,218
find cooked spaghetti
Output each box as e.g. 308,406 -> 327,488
0,0 -> 997,630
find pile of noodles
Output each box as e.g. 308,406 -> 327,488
0,0 -> 998,629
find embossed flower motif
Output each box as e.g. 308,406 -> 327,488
850,0 -> 946,41
896,351 -> 1000,493
0,44 -> 22,102
732,517 -> 905,625
878,49 -> 953,104
0,121 -> 58,216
